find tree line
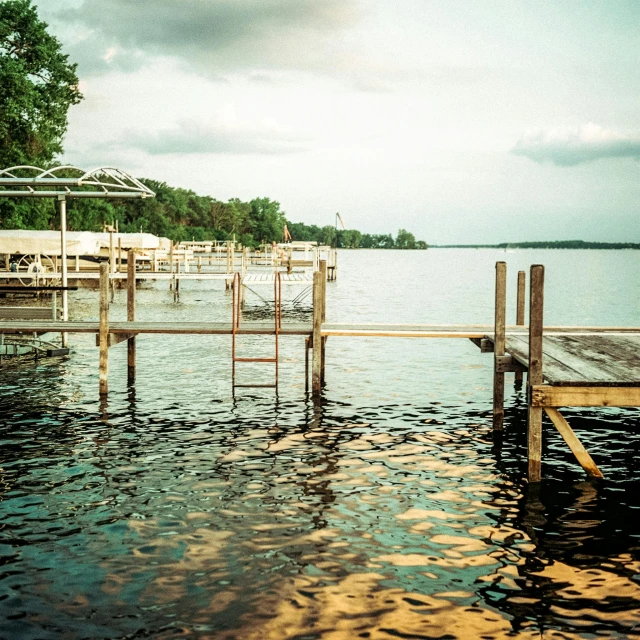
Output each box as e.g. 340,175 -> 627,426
435,240 -> 640,250
1,176 -> 428,249
0,0 -> 428,250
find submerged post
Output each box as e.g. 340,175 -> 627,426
527,264 -> 545,482
515,270 -> 526,384
127,250 -> 136,382
99,263 -> 109,397
493,261 -> 507,431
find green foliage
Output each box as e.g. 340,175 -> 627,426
395,228 -> 416,250
0,0 -> 82,167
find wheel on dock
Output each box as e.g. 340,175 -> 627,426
16,254 -> 60,287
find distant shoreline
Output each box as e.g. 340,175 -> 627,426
430,241 -> 640,250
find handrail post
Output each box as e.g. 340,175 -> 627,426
99,263 -> 109,397
528,265 -> 545,482
493,261 -> 506,431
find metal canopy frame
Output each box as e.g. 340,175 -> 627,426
0,165 -> 155,345
0,165 -> 155,198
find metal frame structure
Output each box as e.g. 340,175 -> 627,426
0,165 -> 155,345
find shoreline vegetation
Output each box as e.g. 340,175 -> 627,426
432,241 -> 640,250
1,177 -> 428,250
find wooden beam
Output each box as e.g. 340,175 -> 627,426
495,354 -> 527,373
493,261 -> 506,431
470,337 -> 495,352
95,333 -> 132,347
99,263 -> 109,397
527,264 -> 544,482
544,408 -> 604,478
532,385 -> 640,408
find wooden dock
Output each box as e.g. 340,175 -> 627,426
1,256 -> 638,484
487,262 -> 640,483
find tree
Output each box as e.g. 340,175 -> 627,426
0,0 -> 82,167
249,197 -> 286,243
395,228 -> 416,250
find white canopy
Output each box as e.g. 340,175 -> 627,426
0,230 -> 102,256
0,230 -> 170,256
94,232 -> 170,251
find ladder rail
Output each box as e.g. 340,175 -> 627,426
231,270 -> 282,390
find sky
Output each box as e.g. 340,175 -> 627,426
32,0 -> 640,243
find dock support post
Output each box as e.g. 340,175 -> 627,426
312,265 -> 324,395
320,260 -> 327,384
493,261 -> 506,431
305,337 -> 310,392
127,250 -> 136,383
99,263 -> 109,397
58,195 -> 69,348
527,264 -> 545,482
118,237 -> 122,273
515,270 -> 526,385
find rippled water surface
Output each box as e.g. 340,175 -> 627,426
1,249 -> 640,639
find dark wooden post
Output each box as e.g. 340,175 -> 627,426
320,260 -> 327,384
312,266 -> 323,394
127,250 -> 136,382
99,263 -> 109,397
515,270 -> 526,384
493,261 -> 506,430
528,264 -> 545,482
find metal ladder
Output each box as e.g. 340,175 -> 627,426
231,271 -> 282,390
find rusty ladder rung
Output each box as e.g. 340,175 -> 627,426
233,383 -> 278,388
234,357 -> 277,363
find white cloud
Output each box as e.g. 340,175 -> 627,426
512,123 -> 640,166
124,112 -> 309,156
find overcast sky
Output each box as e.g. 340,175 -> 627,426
34,0 -> 640,243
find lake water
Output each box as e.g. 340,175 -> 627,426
1,248 -> 640,639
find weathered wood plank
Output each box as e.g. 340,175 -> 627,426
528,264 -> 544,483
532,385 -> 640,407
495,355 -> 527,373
494,261 -> 506,431
504,334 -> 640,386
544,408 -> 604,478
505,335 -> 592,384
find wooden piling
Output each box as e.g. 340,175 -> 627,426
118,237 -> 122,273
127,250 -> 136,382
109,230 -> 114,273
99,263 -> 109,396
527,264 -> 545,482
312,268 -> 323,394
320,260 -> 327,384
305,337 -> 310,392
493,261 -> 506,431
515,270 -> 526,384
